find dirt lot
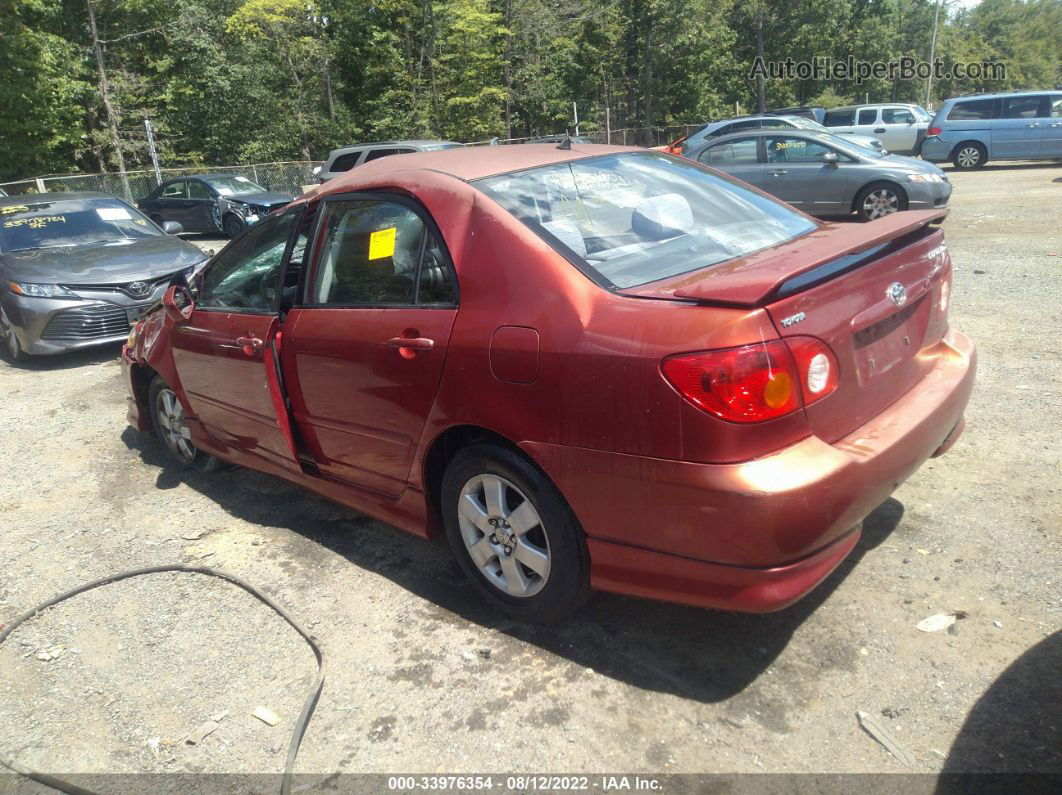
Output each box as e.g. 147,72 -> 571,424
1,163 -> 1059,786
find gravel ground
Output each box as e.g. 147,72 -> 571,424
0,163 -> 1059,786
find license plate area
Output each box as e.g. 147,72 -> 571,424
852,294 -> 928,382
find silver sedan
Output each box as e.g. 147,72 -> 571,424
685,129 -> 951,221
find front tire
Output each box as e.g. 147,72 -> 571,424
0,309 -> 28,363
952,142 -> 987,170
148,376 -> 218,472
442,443 -> 590,624
855,181 -> 908,221
224,214 -> 245,239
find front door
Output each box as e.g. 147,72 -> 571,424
762,134 -> 851,215
879,107 -> 920,153
157,180 -> 192,227
170,207 -> 303,471
282,194 -> 458,497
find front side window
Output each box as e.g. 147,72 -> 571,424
700,138 -> 759,165
309,199 -> 454,306
474,152 -> 816,289
948,99 -> 997,120
197,209 -> 298,311
858,109 -> 878,124
882,108 -> 914,124
187,180 -> 212,200
765,135 -> 836,163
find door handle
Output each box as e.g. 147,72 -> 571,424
235,335 -> 263,355
388,335 -> 434,351
874,128 -> 886,133
1050,123 -> 1062,127
768,170 -> 788,176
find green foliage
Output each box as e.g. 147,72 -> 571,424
1,0 -> 1059,182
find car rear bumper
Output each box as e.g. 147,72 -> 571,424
522,328 -> 976,611
920,137 -> 955,163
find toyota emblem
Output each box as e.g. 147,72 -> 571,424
126,281 -> 151,298
886,281 -> 907,307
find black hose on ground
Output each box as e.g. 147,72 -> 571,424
0,565 -> 326,795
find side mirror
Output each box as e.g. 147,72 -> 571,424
823,152 -> 839,166
163,284 -> 194,322
162,221 -> 184,235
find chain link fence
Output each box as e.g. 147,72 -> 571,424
0,161 -> 323,203
465,126 -> 703,148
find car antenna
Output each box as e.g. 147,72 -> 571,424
556,133 -> 572,150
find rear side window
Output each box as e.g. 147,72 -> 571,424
329,153 -> 362,172
857,109 -> 877,124
309,199 -> 454,306
161,181 -> 186,198
1001,95 -> 1046,119
700,138 -> 759,165
474,152 -> 816,289
947,99 -> 998,120
823,109 -> 855,126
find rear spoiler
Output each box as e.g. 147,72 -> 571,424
647,209 -> 948,308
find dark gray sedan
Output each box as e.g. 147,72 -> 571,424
1,192 -> 206,362
686,130 -> 951,221
137,174 -> 294,239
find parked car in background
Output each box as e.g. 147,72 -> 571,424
121,144 -> 973,623
920,90 -> 1062,169
316,140 -> 464,183
822,103 -> 932,155
1,192 -> 205,362
687,129 -> 951,220
767,106 -> 826,123
678,115 -> 884,156
138,175 -> 293,239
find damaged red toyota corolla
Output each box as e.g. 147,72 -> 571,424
121,145 -> 975,623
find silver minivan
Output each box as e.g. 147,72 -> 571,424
316,140 -> 463,183
823,104 -> 933,154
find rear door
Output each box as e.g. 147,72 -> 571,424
185,179 -> 218,232
281,193 -> 458,497
170,207 -> 303,471
847,107 -> 881,141
992,95 -> 1047,158
157,180 -> 191,226
696,136 -> 765,188
762,134 -> 851,214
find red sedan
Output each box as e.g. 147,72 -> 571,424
122,144 -> 975,623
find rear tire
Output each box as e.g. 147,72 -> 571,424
952,142 -> 987,170
442,443 -> 590,624
224,214 -> 245,239
855,181 -> 908,221
148,375 -> 219,472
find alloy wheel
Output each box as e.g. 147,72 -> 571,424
155,387 -> 196,463
862,189 -> 900,220
457,474 -> 551,598
956,147 -> 982,168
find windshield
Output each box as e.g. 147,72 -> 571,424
0,198 -> 162,252
788,117 -> 824,131
813,131 -> 887,158
204,176 -> 266,196
474,152 -> 817,289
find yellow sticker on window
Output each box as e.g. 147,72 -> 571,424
368,226 -> 397,260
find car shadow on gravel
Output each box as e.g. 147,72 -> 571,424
0,343 -> 122,372
122,427 -> 905,705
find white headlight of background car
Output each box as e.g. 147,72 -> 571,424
8,281 -> 79,299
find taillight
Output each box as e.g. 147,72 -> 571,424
662,337 -> 839,423
785,337 -> 839,405
927,126 -> 942,136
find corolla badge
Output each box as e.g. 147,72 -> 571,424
125,281 -> 151,298
886,281 -> 907,307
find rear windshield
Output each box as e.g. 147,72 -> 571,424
473,152 -> 817,289
0,198 -> 161,252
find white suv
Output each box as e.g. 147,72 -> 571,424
823,104 -> 933,155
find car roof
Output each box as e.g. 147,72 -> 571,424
0,191 -> 117,207
827,103 -> 921,111
328,140 -> 462,155
316,143 -> 644,190
941,90 -> 1059,103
